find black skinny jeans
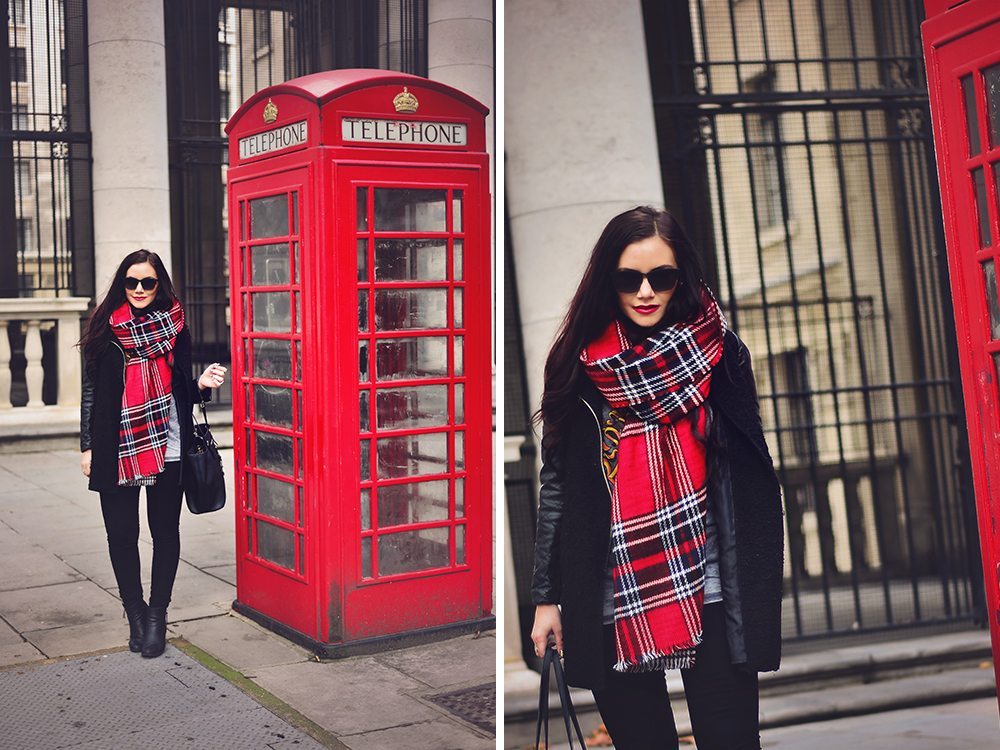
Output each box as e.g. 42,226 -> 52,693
592,602 -> 761,750
99,461 -> 183,609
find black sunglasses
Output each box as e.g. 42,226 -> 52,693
612,266 -> 681,294
124,276 -> 159,291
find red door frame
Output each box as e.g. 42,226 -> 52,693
331,163 -> 490,639
923,0 -> 1000,700
229,163 -> 319,639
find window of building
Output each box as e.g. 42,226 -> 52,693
745,69 -> 786,229
773,347 -> 818,463
253,9 -> 271,53
378,0 -> 427,73
9,0 -> 26,23
219,41 -> 230,73
10,46 -> 28,82
12,103 -> 29,130
16,217 -> 34,254
14,159 -> 32,197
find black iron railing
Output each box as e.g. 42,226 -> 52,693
642,0 -> 980,640
165,0 -> 428,402
1,0 -> 92,300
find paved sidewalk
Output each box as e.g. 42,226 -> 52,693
761,697 -> 1000,749
0,449 -> 495,749
0,646 -> 327,750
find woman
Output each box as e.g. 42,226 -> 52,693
530,207 -> 784,750
79,249 -> 227,659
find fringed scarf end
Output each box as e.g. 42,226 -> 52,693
612,645 -> 699,673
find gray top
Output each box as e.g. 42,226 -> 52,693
164,395 -> 181,463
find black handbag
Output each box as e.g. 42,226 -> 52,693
535,646 -> 587,749
183,395 -> 226,514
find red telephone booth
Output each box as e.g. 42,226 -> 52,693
923,0 -> 1000,700
223,69 -> 492,655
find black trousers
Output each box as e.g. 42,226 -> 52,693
99,462 -> 184,609
592,602 -> 761,750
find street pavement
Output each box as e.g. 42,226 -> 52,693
0,448 -> 495,750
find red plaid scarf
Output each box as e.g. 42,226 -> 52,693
109,301 -> 185,487
581,288 -> 725,671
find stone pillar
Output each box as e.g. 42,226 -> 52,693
54,299 -> 92,407
503,435 -> 526,666
427,0 -> 495,353
506,0 -> 664,421
427,0 -> 494,194
0,322 -> 10,408
87,0 -> 172,291
504,0 -> 665,676
504,490 -> 522,662
23,320 -> 44,408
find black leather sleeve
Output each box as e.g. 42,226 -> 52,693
80,363 -> 95,452
530,439 -> 566,605
188,377 -> 212,405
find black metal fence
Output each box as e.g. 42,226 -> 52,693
642,0 -> 981,640
164,0 -> 428,402
1,0 -> 92,299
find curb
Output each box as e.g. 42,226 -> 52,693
172,637 -> 349,750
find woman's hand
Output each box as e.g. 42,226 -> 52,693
531,604 -> 563,658
198,363 -> 228,390
81,450 -> 91,477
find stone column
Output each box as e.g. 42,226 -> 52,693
503,435 -> 526,666
23,320 -> 44,408
87,0 -> 172,291
504,0 -> 665,676
0,322 -> 10,408
506,0 -> 664,420
427,0 -> 495,354
427,0 -> 494,193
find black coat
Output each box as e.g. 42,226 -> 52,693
80,327 -> 208,493
530,330 -> 784,689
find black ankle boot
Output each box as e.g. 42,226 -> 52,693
141,606 -> 168,658
123,600 -> 148,653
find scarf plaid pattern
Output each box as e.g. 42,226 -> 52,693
581,290 -> 725,671
109,301 -> 184,487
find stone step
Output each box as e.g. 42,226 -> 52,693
504,629 -> 996,749
518,667 -> 997,750
757,629 -> 993,696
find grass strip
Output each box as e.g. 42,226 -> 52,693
173,637 -> 349,750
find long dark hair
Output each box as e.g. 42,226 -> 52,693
533,206 -> 707,463
78,249 -> 181,369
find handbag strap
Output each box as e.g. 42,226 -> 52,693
534,647 -> 587,749
553,652 -> 586,746
534,648 -> 551,750
194,388 -> 210,428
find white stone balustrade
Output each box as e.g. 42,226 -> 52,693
0,298 -> 91,409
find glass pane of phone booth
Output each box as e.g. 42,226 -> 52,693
357,184 -> 467,580
238,190 -> 306,579
963,61 -> 1000,390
